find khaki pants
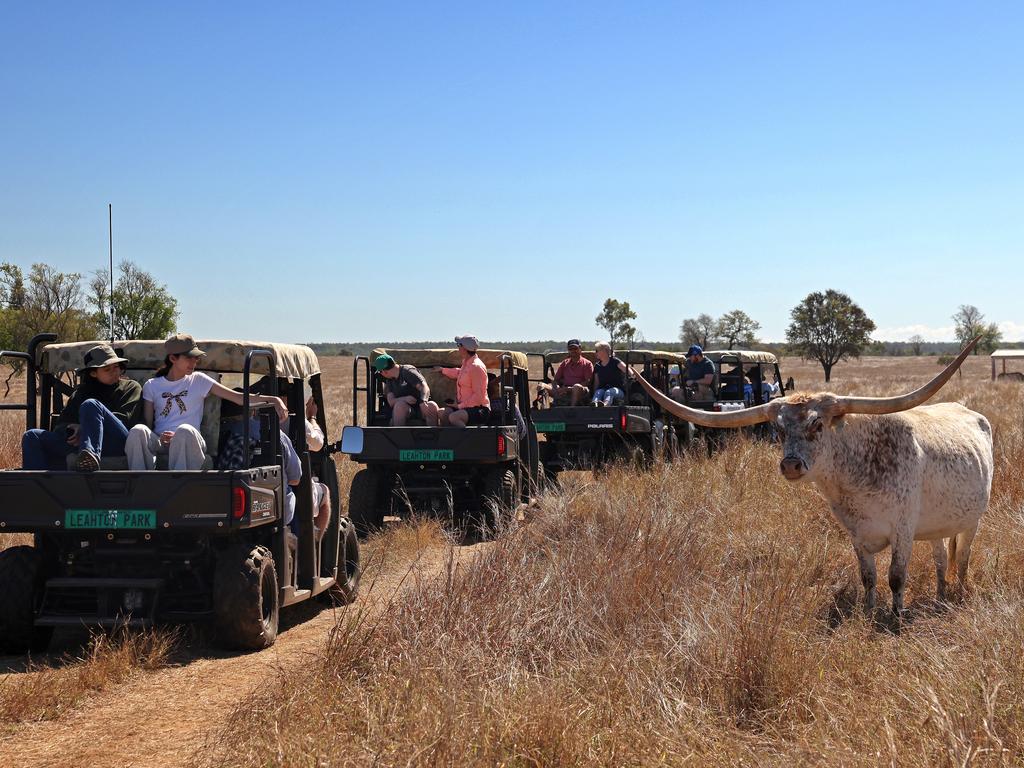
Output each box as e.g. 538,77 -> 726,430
126,424 -> 207,471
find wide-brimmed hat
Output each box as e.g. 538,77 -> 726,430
78,344 -> 129,373
454,335 -> 479,352
165,333 -> 206,357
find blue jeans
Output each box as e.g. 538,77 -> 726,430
21,399 -> 129,470
592,387 -> 625,405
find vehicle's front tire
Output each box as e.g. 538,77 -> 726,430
213,544 -> 279,651
348,468 -> 385,537
320,518 -> 360,605
0,546 -> 53,654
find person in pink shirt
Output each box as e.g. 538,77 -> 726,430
439,335 -> 491,428
540,338 -> 594,406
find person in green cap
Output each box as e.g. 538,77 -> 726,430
374,354 -> 439,426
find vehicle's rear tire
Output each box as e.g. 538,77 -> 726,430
0,546 -> 53,654
348,468 -> 385,537
319,518 -> 360,605
213,544 -> 279,651
482,466 -> 517,533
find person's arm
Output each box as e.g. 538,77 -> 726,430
552,361 -> 565,387
305,419 -> 325,452
142,399 -> 155,429
281,432 -> 302,486
52,387 -> 85,432
440,367 -> 458,380
112,381 -> 143,426
209,380 -> 288,422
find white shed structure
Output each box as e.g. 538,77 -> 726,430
991,349 -> 1024,380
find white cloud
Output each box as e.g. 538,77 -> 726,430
998,321 -> 1024,342
872,321 -> 1024,343
873,324 -> 956,342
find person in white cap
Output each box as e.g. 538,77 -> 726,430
439,335 -> 491,428
126,334 -> 288,471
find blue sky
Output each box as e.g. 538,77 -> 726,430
1,3 -> 1021,343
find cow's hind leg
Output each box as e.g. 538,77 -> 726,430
855,544 -> 877,616
931,539 -> 947,603
952,523 -> 979,597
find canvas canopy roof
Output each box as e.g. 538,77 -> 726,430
38,340 -> 321,379
373,348 -> 529,370
991,349 -> 1024,359
542,349 -> 685,366
702,350 -> 778,365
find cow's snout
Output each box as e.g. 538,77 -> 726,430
780,456 -> 805,480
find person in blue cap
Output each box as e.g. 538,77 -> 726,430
671,345 -> 717,402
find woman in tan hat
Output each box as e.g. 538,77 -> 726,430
21,344 -> 142,471
126,334 -> 288,471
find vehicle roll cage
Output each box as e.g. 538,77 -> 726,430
528,350 -> 676,411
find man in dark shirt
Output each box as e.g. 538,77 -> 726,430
374,354 -> 440,426
671,345 -> 717,402
22,344 -> 142,471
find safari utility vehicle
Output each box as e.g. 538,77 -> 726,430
338,348 -> 540,535
669,349 -> 789,440
529,350 -> 688,478
0,334 -> 359,653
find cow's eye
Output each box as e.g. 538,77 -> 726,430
808,419 -> 823,439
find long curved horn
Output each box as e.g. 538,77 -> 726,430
629,368 -> 773,428
831,335 -> 980,416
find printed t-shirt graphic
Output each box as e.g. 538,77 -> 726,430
142,372 -> 218,433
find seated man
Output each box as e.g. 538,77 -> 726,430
22,344 -> 141,471
375,354 -> 439,426
538,339 -> 594,406
488,373 -> 526,439
671,345 -> 716,402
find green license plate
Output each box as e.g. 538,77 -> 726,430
399,449 -> 454,462
65,509 -> 157,530
534,422 -> 566,432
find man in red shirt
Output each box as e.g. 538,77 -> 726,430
545,339 -> 594,406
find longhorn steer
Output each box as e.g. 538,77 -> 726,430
633,340 -> 993,618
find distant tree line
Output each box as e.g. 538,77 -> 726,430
1,260 -> 178,373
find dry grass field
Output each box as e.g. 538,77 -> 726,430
2,352 -> 1023,766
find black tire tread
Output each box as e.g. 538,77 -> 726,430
0,546 -> 53,654
348,468 -> 384,537
320,519 -> 360,605
213,544 -> 278,651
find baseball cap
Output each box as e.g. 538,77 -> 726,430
373,354 -> 396,372
165,333 -> 206,357
78,344 -> 129,373
566,339 -> 582,349
454,335 -> 479,352
686,345 -> 703,357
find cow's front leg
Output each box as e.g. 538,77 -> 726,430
854,544 -> 877,616
888,533 -> 913,619
931,539 -> 947,603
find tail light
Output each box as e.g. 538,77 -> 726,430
232,487 -> 248,520
497,434 -> 506,456
620,411 -> 627,430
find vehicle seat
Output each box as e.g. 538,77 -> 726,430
66,371 -> 223,470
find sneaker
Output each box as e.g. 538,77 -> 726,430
75,449 -> 100,472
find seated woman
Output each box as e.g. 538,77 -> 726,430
22,344 -> 141,471
126,334 -> 287,471
438,335 -> 490,428
591,342 -> 627,407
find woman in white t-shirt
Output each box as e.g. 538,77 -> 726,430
126,334 -> 288,471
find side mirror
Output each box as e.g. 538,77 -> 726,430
340,426 -> 364,455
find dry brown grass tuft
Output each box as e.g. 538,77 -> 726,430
193,358 -> 1024,767
0,629 -> 178,727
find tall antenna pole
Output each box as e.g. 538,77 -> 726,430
108,204 -> 115,342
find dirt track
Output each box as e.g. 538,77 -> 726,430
0,535 -> 471,768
